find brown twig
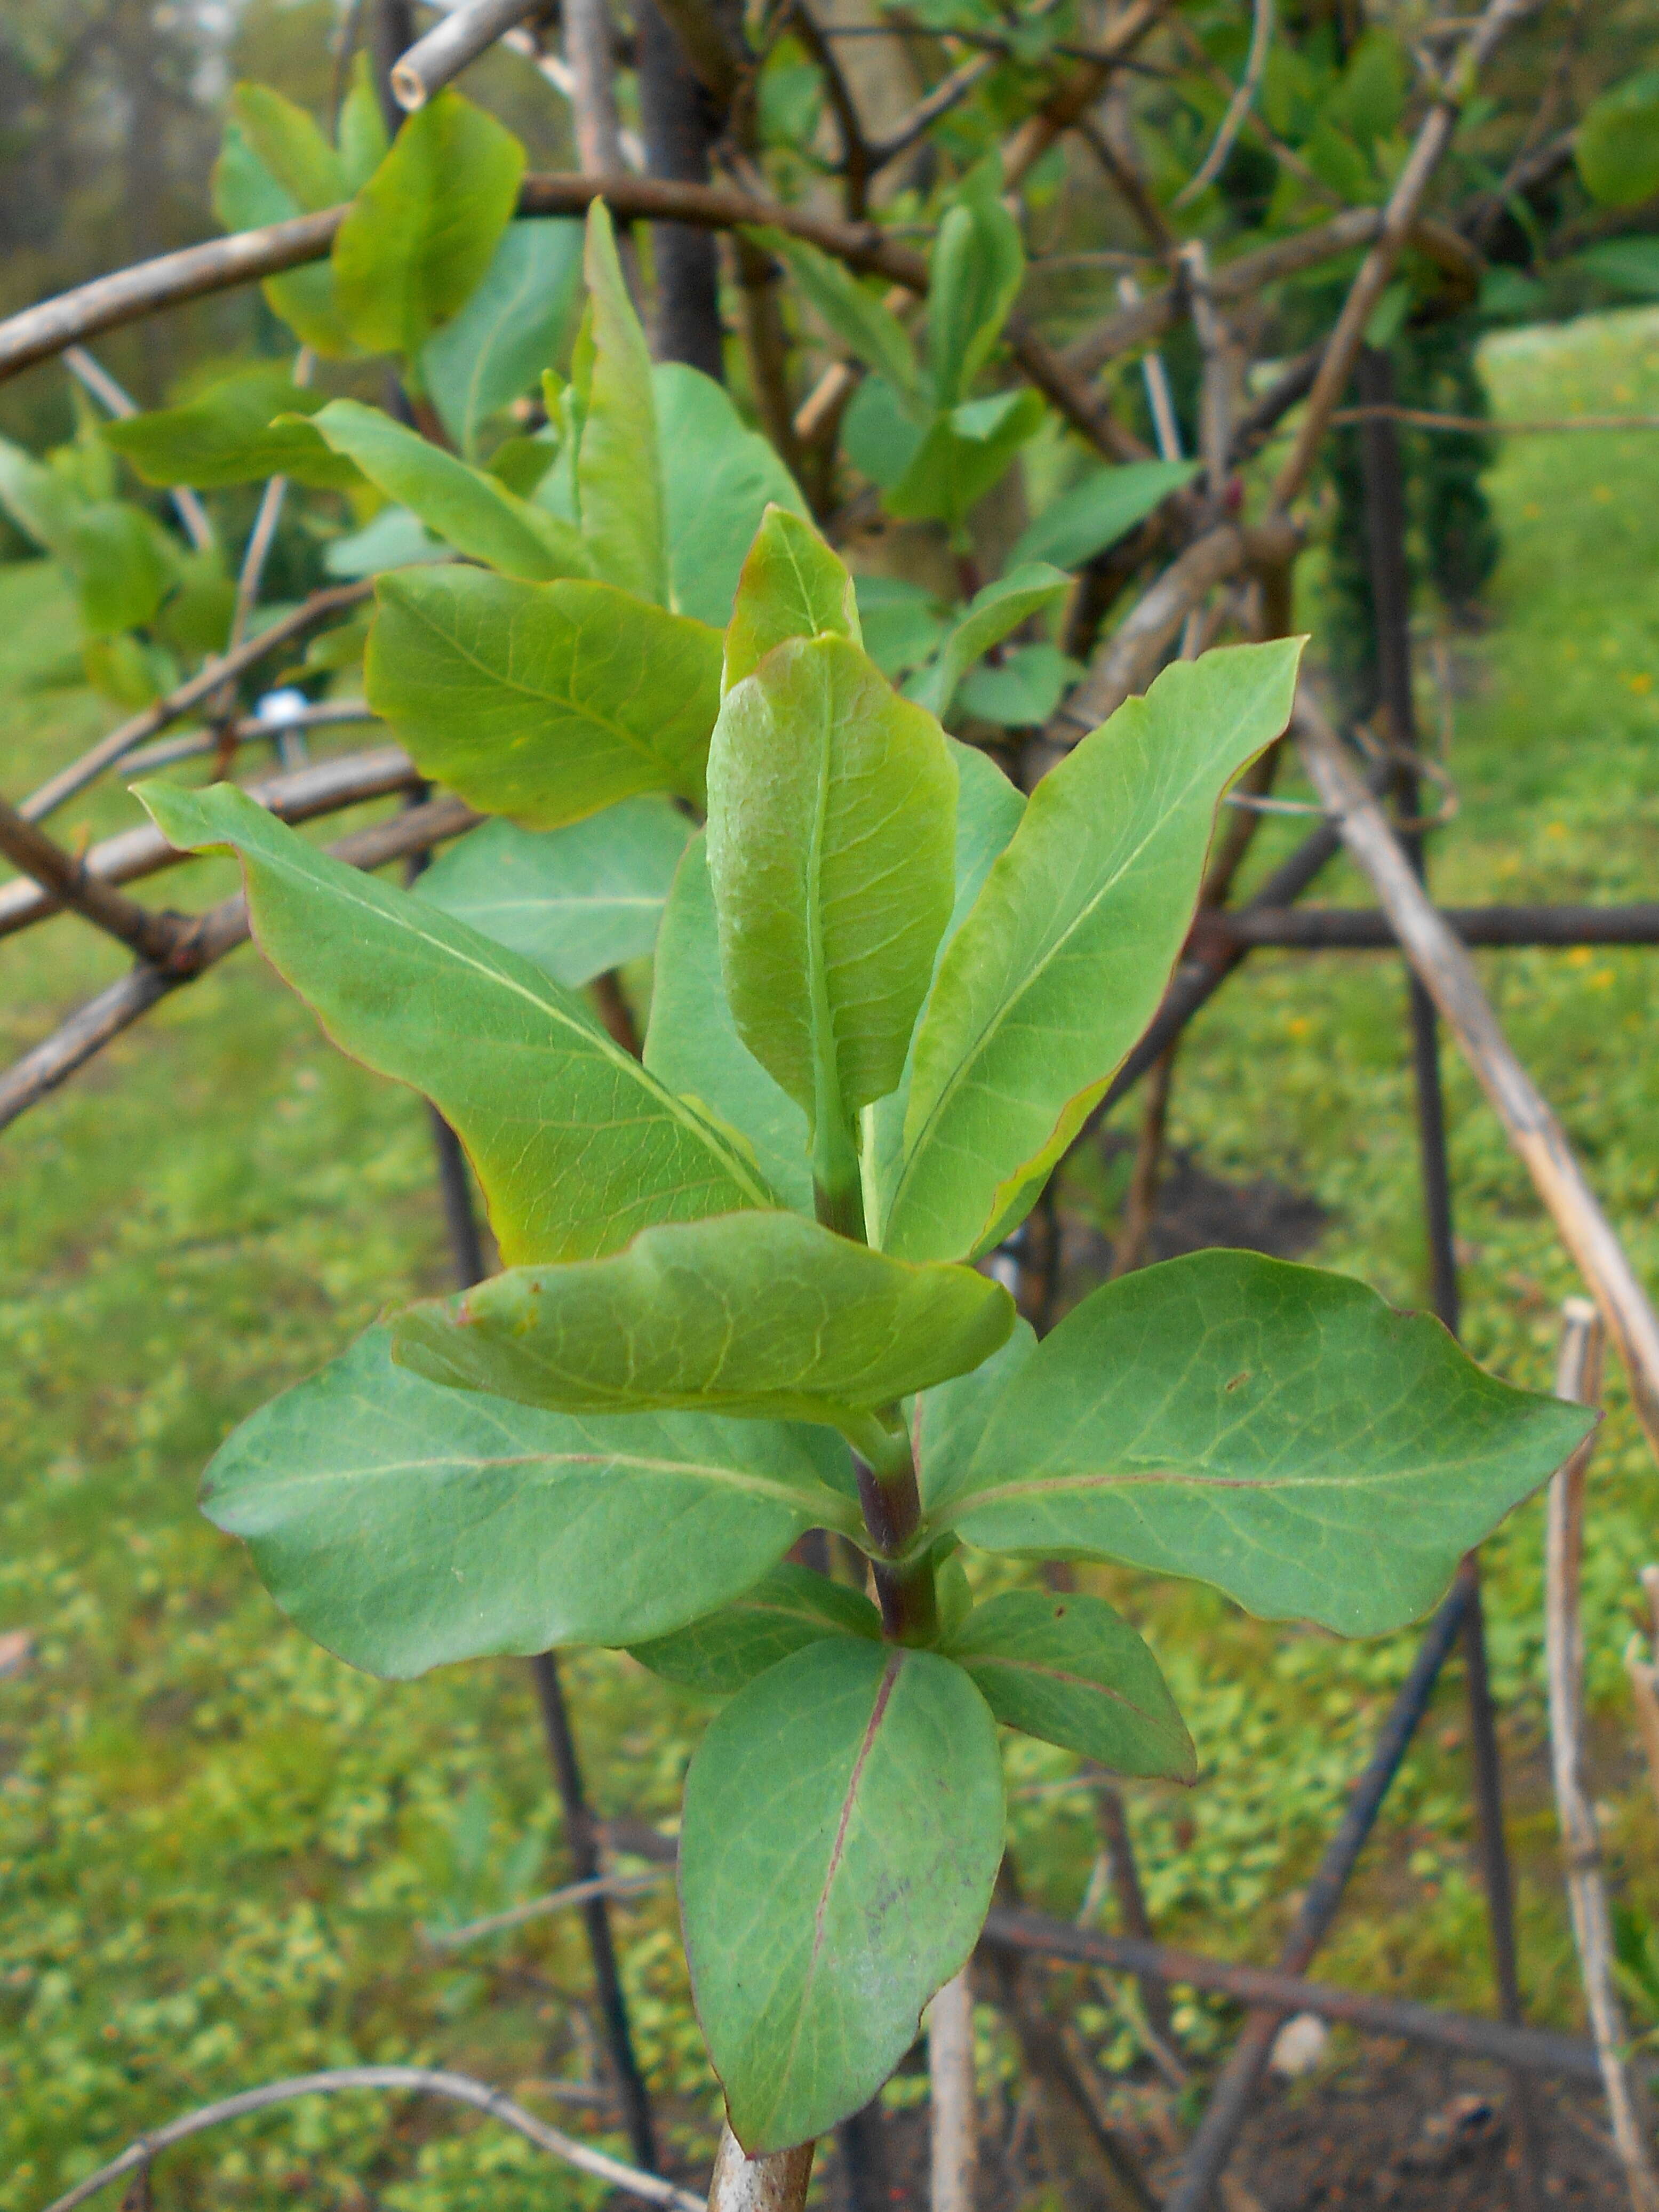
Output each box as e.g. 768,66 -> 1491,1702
1171,0 -> 1273,207
0,798 -> 185,963
35,2066 -> 703,2212
1546,1300 -> 1659,2212
929,1969 -> 978,2212
1294,691 -> 1659,1460
18,582 -> 372,824
791,0 -> 872,216
1330,404 -> 1659,435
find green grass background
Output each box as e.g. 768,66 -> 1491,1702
2,308 -> 1657,2206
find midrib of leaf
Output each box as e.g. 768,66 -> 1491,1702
397,588 -> 690,773
896,706 -> 1269,1219
957,1650 -> 1166,1718
246,837 -> 773,1207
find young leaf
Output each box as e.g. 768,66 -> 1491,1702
749,228 -> 921,398
942,1250 -> 1595,1635
855,577 -> 952,681
904,562 -> 1068,718
680,1638 -> 1004,2152
333,91 -> 525,361
422,220 -> 585,456
644,835 -> 814,1214
368,567 -> 721,824
944,1590 -> 1194,1780
886,640 -> 1303,1262
657,366 -> 813,629
135,781 -> 773,1263
722,506 -> 861,693
67,504 -> 175,636
212,117 -> 355,356
886,389 -> 1047,531
337,50 -> 390,190
573,202 -> 667,604
416,797 -> 690,985
203,1328 -> 859,1678
229,82 -> 346,212
629,1565 -> 880,1695
926,169 -> 1024,410
1009,459 -> 1199,574
101,368 -> 363,491
1576,71 -> 1659,207
956,643 -> 1084,729
841,374 -> 928,491
309,399 -> 588,580
705,635 -> 956,1197
391,1210 -> 1016,1433
0,436 -> 86,561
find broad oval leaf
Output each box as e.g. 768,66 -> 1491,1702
392,1210 -> 1016,1433
368,566 -> 722,824
135,780 -> 773,1263
101,368 -> 362,491
629,1565 -> 880,1695
887,640 -> 1303,1262
333,90 -> 524,360
644,835 -> 813,1213
706,634 -> 956,1164
657,369 -> 812,630
204,1329 -> 858,1677
1576,70 -> 1659,209
680,1637 -> 1004,2151
212,114 -> 357,357
422,219 -> 585,457
310,400 -> 588,581
229,81 -> 346,212
942,1250 -> 1595,1635
722,506 -> 860,694
945,1590 -> 1194,1780
417,797 -> 690,985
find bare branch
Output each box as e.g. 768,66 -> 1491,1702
1171,0 -> 1273,207
0,742 -> 414,942
1330,403 -> 1659,434
1000,0 -> 1167,190
425,1870 -> 672,1950
1294,692 -> 1659,1460
791,0 -> 872,216
390,0 -> 554,109
866,54 -> 997,169
564,0 -> 633,176
18,583 -> 372,824
0,798 -> 184,963
35,2065 -> 704,2212
928,1971 -> 976,2212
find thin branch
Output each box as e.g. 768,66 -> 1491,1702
0,796 -> 479,1135
1626,1569 -> 1659,1822
1330,404 -> 1659,434
0,798 -> 185,963
999,0 -> 1167,190
1270,0 -> 1542,512
564,0 -> 632,177
1171,0 -> 1273,207
424,1870 -> 671,1951
35,2065 -> 704,2212
865,53 -> 997,169
707,2122 -> 815,2212
929,1969 -> 977,2212
390,0 -> 553,109
0,742 -> 414,942
1546,1301 -> 1659,2212
63,347 -> 214,553
1294,691 -> 1659,1459
18,582 -> 372,823
791,0 -> 872,216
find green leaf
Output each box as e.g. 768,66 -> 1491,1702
134,780 -> 773,1264
309,400 -> 588,581
854,577 -> 951,681
905,563 -> 1068,718
325,507 -> 450,579
863,740 -> 1025,1241
1568,238 -> 1659,300
101,368 -> 363,491
1576,71 -> 1659,207
67,503 -> 174,636
629,1565 -> 880,1695
212,119 -> 358,357
841,375 -> 928,491
657,366 -> 812,628
886,389 -> 1047,531
337,51 -> 390,190
644,834 -> 814,1215
572,202 -> 666,604
753,228 -> 920,397
1010,460 -> 1199,573
956,643 -> 1083,729
706,635 -> 956,1202
368,567 -> 721,824
0,437 -> 86,563
681,1638 -> 1004,2151
391,1211 -> 1016,1436
229,82 -> 346,212
942,1250 -> 1594,1635
333,90 -> 525,361
927,168 -> 1025,409
416,798 -> 691,985
422,220 -> 585,457
885,640 -> 1303,1262
944,1591 -> 1194,1780
203,1328 -> 858,1678
722,506 -> 860,693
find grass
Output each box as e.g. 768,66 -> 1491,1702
3,306 -> 1659,2207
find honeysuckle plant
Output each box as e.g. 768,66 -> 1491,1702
130,202 -> 1592,2162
